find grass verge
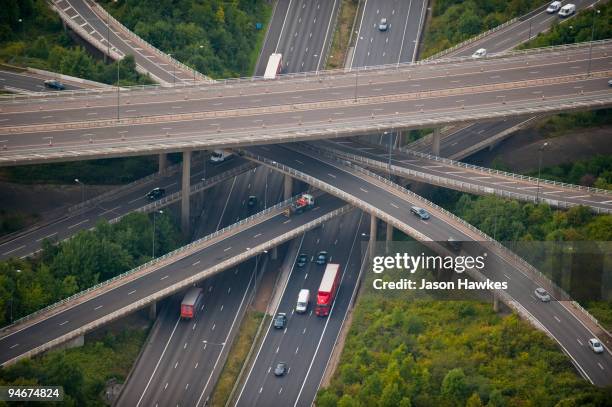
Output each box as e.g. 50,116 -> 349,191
210,310 -> 266,406
326,0 -> 359,69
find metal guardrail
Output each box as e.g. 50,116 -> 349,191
86,0 -> 213,84
2,200 -> 351,366
1,38 -> 610,103
315,143 -> 612,213
292,144 -> 605,333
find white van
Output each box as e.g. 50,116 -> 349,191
546,1 -> 562,14
296,289 -> 310,313
558,4 -> 575,17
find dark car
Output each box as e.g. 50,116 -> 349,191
247,195 -> 258,208
147,187 -> 166,200
296,253 -> 308,267
274,362 -> 288,376
43,79 -> 65,90
410,206 -> 430,220
316,251 -> 328,265
273,312 -> 287,329
447,238 -> 461,252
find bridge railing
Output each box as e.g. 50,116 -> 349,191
1,38 -> 610,103
313,143 -> 612,213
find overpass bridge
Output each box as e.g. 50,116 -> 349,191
0,41 -> 610,166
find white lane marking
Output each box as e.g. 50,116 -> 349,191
195,362 -> 199,369
224,247 -> 232,252
128,290 -> 136,295
577,338 -> 583,346
94,305 -> 103,310
327,173 -> 336,178
9,343 -> 18,349
253,233 -> 262,238
503,274 -> 511,280
193,323 -> 197,330
193,260 -> 201,266
128,196 -> 142,204
554,316 -> 561,323
67,219 -> 89,229
174,361 -> 179,369
59,320 -> 69,326
3,245 -> 26,256
390,203 -> 399,209
160,275 -> 169,280
359,187 -> 368,193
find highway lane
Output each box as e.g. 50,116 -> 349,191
0,193 -> 348,366
246,143 -> 612,386
321,138 -> 612,212
416,0 -> 602,157
0,157 -> 252,260
5,44 -> 607,126
236,210 -> 368,406
351,0 -> 427,68
0,70 -> 82,93
53,0 -> 199,84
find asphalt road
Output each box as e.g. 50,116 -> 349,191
256,0 -> 340,75
236,210 -> 368,407
322,138 -> 612,212
0,70 -> 82,93
350,0 -> 427,68
416,0 -> 602,157
55,0 -> 197,84
0,193 -> 347,366
246,143 -> 612,387
0,157 -> 250,260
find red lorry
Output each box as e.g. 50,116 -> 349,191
180,287 -> 203,319
315,263 -> 341,317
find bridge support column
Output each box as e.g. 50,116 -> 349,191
271,246 -> 278,260
149,301 -> 157,320
386,222 -> 393,253
158,153 -> 168,175
432,128 -> 441,156
369,216 -> 378,259
284,174 -> 293,201
181,151 -> 191,237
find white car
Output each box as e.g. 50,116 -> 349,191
472,48 -> 487,58
558,3 -> 575,17
534,287 -> 551,302
588,338 -> 604,354
546,1 -> 562,13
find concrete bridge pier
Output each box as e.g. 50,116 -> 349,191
432,128 -> 441,156
284,174 -> 293,200
181,151 -> 191,237
158,153 -> 168,175
149,301 -> 157,320
386,222 -> 393,253
369,216 -> 378,259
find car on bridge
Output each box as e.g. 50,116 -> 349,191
273,313 -> 287,329
316,251 -> 328,265
472,48 -> 487,58
411,206 -> 431,220
296,253 -> 308,267
546,1 -> 562,13
534,287 -> 551,302
589,338 -> 604,354
247,195 -> 258,208
558,3 -> 575,17
147,187 -> 165,200
274,362 -> 288,376
43,79 -> 65,90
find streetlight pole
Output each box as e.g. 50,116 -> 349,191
152,210 -> 164,258
354,68 -> 358,102
265,170 -> 269,209
116,58 -> 120,122
10,269 -> 21,323
385,131 -> 392,179
587,9 -> 600,77
536,142 -> 549,203
74,178 -> 85,206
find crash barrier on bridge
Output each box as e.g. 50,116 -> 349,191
2,38 -> 610,103
26,67 -> 114,89
0,194 -> 351,366
86,0 -> 213,84
315,142 -> 612,214
4,68 -> 611,137
294,143 -> 608,336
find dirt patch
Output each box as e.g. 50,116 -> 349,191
467,125 -> 612,173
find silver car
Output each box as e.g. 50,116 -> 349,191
588,338 -> 604,354
378,18 -> 388,31
534,287 -> 551,302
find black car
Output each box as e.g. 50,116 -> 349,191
315,251 -> 328,265
447,238 -> 462,252
43,79 -> 65,90
247,195 -> 258,208
147,187 -> 165,200
296,253 -> 308,267
274,362 -> 288,376
273,313 -> 287,329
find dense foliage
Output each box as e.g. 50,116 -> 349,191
0,0 -> 150,85
100,0 -> 271,78
532,155 -> 612,190
522,2 -> 612,49
0,212 -> 180,327
421,0 -> 546,58
317,298 -> 612,407
0,327 -> 148,406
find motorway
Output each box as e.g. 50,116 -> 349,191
52,0 -> 204,84
0,70 -> 83,93
413,0 -> 602,157
320,138 -> 612,213
236,211 -> 368,407
255,0 -> 340,75
117,166 -> 286,406
245,143 -> 612,386
0,193 -> 348,366
350,0 -> 427,67
0,157 -> 252,260
0,44 -> 610,164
